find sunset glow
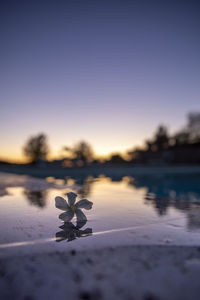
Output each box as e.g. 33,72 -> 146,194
1,1 -> 199,162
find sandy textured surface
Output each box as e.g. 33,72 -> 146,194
1,245 -> 200,300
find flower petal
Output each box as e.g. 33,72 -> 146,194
81,228 -> 92,235
67,232 -> 77,242
75,209 -> 87,222
75,199 -> 93,210
55,196 -> 69,211
77,228 -> 92,238
59,222 -> 75,231
66,192 -> 77,206
76,219 -> 87,229
59,211 -> 74,222
56,231 -> 67,242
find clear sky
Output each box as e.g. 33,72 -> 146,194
1,0 -> 200,162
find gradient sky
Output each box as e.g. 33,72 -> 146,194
1,0 -> 200,162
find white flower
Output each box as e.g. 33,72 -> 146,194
55,192 -> 93,222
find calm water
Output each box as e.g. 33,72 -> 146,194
1,172 -> 200,256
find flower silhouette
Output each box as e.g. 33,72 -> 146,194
55,192 -> 93,222
56,221 -> 92,242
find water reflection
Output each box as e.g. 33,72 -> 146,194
130,174 -> 200,201
128,174 -> 200,230
144,193 -> 171,216
128,174 -> 200,220
63,173 -> 200,230
65,176 -> 94,198
24,189 -> 47,208
187,204 -> 200,230
66,173 -> 200,199
2,172 -> 200,234
0,188 -> 9,197
56,220 -> 92,242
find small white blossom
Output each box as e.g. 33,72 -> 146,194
55,192 -> 93,222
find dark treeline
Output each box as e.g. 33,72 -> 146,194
1,112 -> 200,167
128,112 -> 200,165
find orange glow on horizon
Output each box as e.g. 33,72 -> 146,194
0,141 -> 144,163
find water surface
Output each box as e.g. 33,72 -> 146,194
1,172 -> 200,256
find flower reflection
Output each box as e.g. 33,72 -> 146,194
56,220 -> 92,242
55,192 -> 93,242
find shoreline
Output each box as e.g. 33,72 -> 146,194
1,165 -> 200,180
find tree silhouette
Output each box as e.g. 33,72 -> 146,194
153,125 -> 169,151
73,141 -> 94,164
109,154 -> 126,164
173,131 -> 190,146
173,112 -> 200,145
23,133 -> 49,164
187,112 -> 200,142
